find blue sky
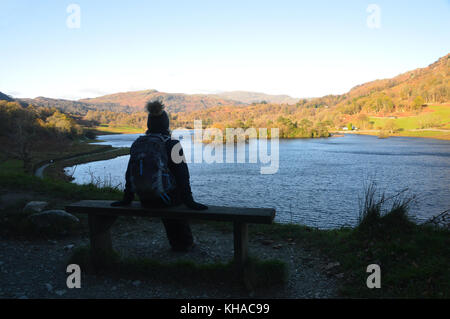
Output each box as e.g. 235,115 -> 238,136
1,0 -> 449,100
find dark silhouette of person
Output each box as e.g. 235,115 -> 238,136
111,100 -> 207,252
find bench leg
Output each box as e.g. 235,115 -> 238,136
88,215 -> 117,264
233,221 -> 249,275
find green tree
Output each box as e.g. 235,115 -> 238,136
413,96 -> 424,110
384,119 -> 397,134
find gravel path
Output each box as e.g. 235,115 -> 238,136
0,216 -> 342,299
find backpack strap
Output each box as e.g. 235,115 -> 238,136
146,133 -> 171,142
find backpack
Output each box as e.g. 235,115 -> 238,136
129,134 -> 176,205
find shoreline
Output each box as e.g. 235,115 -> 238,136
332,130 -> 450,141
37,146 -> 130,181
94,125 -> 450,141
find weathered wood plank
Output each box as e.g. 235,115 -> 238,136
66,200 -> 275,224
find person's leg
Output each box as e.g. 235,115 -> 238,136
161,218 -> 194,251
141,197 -> 194,251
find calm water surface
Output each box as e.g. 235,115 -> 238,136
65,132 -> 450,228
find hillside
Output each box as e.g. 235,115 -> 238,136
0,92 -> 14,102
17,97 -> 131,115
79,89 -> 245,113
79,89 -> 301,113
170,54 -> 450,139
330,53 -> 450,115
212,91 -> 299,104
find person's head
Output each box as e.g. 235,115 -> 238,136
145,100 -> 170,135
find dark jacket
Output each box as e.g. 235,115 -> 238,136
122,136 -> 194,205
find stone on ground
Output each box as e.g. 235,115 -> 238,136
23,201 -> 48,214
28,210 -> 80,230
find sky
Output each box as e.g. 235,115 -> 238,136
0,0 -> 449,100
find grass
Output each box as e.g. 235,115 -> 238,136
246,223 -> 449,298
0,159 -> 123,201
244,183 -> 450,298
92,125 -> 144,134
68,245 -> 288,290
28,141 -> 115,172
367,105 -> 450,140
392,130 -> 450,139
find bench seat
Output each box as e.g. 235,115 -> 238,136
66,200 -> 276,280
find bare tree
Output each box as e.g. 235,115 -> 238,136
7,116 -> 37,173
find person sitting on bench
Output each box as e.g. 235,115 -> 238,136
111,100 -> 207,252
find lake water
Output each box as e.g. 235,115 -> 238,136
65,132 -> 450,229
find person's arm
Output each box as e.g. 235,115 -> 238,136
111,158 -> 134,206
168,140 -> 207,210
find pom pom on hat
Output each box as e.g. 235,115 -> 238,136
146,100 -> 165,116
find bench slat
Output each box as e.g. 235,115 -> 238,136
66,200 -> 275,224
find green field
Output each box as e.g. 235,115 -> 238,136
367,105 -> 450,139
370,105 -> 450,130
92,125 -> 144,134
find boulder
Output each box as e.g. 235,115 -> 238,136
23,201 -> 48,214
28,210 -> 80,230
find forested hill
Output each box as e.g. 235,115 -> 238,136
0,92 -> 14,102
79,89 -> 246,113
211,91 -> 300,104
170,54 -> 449,138
17,97 -> 132,115
302,53 -> 449,115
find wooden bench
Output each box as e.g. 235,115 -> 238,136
65,200 -> 276,277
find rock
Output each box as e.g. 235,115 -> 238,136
45,283 -> 53,292
18,295 -> 28,299
28,210 -> 79,230
132,280 -> 141,287
23,201 -> 48,214
335,273 -> 345,279
64,244 -> 75,250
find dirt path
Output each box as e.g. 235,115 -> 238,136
34,148 -> 126,179
0,216 -> 342,299
34,163 -> 50,178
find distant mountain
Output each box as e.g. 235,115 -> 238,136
6,54 -> 447,117
79,89 -> 245,113
4,88 -> 300,115
0,92 -> 14,102
212,91 -> 299,105
17,97 -> 131,115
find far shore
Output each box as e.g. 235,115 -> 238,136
332,129 -> 450,141
92,125 -> 450,141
